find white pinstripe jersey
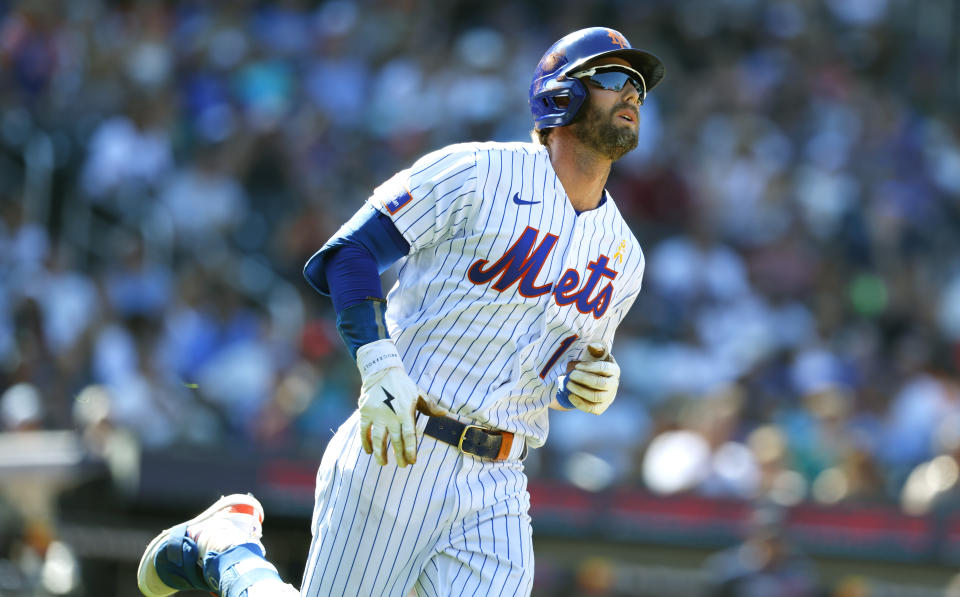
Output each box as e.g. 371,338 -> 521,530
368,141 -> 645,448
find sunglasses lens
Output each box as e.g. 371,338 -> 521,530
589,72 -> 643,96
577,70 -> 645,102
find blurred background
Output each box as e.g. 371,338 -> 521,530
1,0 -> 960,595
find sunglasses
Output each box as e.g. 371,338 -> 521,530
569,64 -> 646,104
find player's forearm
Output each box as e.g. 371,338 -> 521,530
303,204 -> 412,358
309,244 -> 387,359
322,245 -> 385,311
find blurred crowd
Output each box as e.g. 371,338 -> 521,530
2,0 -> 960,535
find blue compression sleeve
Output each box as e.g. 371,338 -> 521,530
303,204 -> 410,358
324,245 -> 390,357
323,245 -> 383,313
303,204 -> 410,296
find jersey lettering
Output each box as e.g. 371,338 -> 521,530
467,226 -> 557,297
468,227 -> 618,319
573,256 -> 617,318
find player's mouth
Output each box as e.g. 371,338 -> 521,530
615,108 -> 638,125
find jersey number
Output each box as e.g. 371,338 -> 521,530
539,334 -> 579,379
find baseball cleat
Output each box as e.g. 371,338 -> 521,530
137,493 -> 265,597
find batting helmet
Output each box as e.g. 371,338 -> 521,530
530,27 -> 665,130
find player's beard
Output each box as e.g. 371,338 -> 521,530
571,99 -> 639,161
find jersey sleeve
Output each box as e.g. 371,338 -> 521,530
367,145 -> 479,254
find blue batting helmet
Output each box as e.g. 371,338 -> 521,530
530,27 -> 665,130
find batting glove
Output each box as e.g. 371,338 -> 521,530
562,343 -> 620,415
355,340 -> 446,466
356,339 -> 425,467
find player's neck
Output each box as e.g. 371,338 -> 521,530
546,135 -> 612,213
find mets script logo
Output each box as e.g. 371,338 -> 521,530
467,226 -> 617,319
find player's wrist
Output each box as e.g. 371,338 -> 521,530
356,338 -> 404,380
555,377 -> 577,409
337,298 -> 391,360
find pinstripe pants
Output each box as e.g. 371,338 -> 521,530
299,411 -> 534,597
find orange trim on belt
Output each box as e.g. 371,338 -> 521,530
496,431 -> 514,461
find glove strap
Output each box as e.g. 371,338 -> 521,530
356,339 -> 404,379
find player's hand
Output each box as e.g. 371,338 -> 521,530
356,339 -> 423,467
565,343 -> 620,415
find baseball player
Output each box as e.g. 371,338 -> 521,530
137,26 -> 664,597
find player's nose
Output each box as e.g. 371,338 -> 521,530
620,83 -> 641,105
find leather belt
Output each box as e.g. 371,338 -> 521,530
423,415 -> 525,461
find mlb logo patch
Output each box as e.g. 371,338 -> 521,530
383,189 -> 413,215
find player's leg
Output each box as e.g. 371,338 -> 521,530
300,412 -> 463,597
136,493 -> 299,597
413,459 -> 534,597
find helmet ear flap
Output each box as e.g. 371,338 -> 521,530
548,94 -> 570,109
531,77 -> 588,130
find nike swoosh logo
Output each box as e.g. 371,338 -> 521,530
513,192 -> 541,206
382,388 -> 396,413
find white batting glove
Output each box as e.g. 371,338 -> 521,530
356,339 -> 423,467
565,343 -> 620,415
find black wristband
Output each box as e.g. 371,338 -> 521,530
336,299 -> 390,360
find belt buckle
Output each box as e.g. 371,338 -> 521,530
457,424 -> 484,455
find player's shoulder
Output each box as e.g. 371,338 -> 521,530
464,140 -> 542,155
407,142 -> 479,173
421,140 -> 542,159
407,141 -> 544,177
469,141 -> 544,163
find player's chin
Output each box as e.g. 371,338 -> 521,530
608,129 -> 639,159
